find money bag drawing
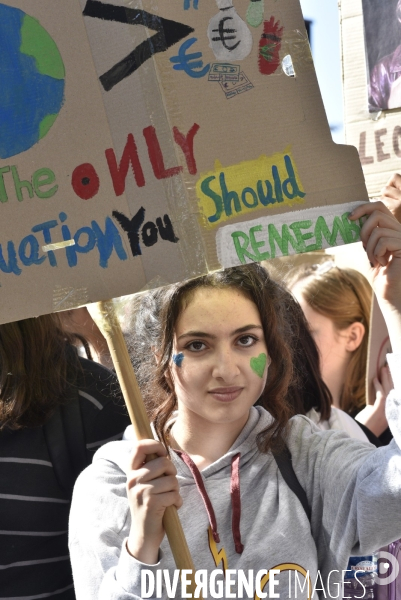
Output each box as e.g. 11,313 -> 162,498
208,0 -> 253,61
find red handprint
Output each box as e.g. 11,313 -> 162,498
258,17 -> 284,75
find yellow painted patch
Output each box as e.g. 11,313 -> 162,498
196,148 -> 306,229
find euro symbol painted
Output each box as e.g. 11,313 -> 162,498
211,17 -> 240,51
170,37 -> 210,78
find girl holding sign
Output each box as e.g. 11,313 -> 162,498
69,201 -> 401,599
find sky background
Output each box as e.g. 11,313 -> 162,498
299,0 -> 345,144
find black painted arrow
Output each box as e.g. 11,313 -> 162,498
83,0 -> 194,91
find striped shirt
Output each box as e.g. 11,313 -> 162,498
0,357 -> 130,600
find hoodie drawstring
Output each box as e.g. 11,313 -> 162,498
230,453 -> 244,554
175,450 -> 244,554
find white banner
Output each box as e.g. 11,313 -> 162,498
216,201 -> 364,267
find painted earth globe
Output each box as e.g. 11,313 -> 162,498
0,3 -> 65,159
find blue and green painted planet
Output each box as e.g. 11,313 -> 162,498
0,3 -> 65,159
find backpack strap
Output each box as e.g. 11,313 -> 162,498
272,444 -> 311,521
43,381 -> 88,497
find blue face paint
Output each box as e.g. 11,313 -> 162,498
173,352 -> 184,368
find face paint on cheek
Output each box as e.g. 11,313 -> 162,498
173,353 -> 185,368
250,353 -> 268,378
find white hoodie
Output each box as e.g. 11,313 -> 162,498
69,354 -> 401,600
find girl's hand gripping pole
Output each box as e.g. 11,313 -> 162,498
87,299 -> 201,598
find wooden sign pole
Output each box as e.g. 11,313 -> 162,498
88,300 -> 200,596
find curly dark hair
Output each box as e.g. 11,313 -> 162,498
128,263 -> 331,453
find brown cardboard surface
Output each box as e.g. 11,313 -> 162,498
0,0 -> 204,326
366,296 -> 392,405
0,0 -> 368,325
142,0 -> 368,270
340,0 -> 401,196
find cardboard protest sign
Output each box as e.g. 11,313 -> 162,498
0,0 -> 367,326
0,0 -> 207,326
340,0 -> 401,196
134,0 -> 368,272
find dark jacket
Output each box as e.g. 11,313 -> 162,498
369,44 -> 401,111
0,357 -> 130,600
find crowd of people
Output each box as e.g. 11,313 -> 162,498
1,178 -> 401,599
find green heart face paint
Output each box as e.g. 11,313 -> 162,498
250,353 -> 267,378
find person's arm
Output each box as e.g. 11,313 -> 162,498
288,399 -> 401,582
355,365 -> 393,437
69,439 -> 181,600
349,202 -> 401,354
